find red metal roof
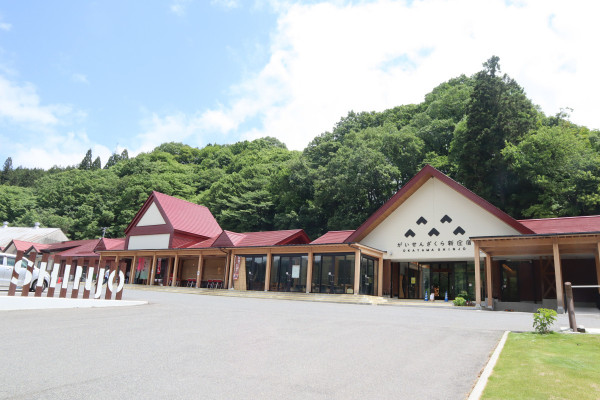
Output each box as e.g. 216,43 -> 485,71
346,165 -> 534,243
182,236 -> 219,249
57,239 -> 102,258
311,230 -> 355,244
42,239 -> 95,252
519,215 -> 600,234
210,229 -> 310,248
125,191 -> 222,239
5,239 -> 45,253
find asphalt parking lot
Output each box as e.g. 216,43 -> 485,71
1,289 -> 599,400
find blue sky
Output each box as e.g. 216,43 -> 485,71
0,0 -> 599,169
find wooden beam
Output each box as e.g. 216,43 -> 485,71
165,257 -> 172,287
353,249 -> 360,295
172,254 -> 179,287
130,255 -> 137,284
378,257 -> 384,297
264,250 -> 272,291
227,252 -> 234,289
553,242 -> 565,313
196,254 -> 203,288
595,243 -> 600,295
474,242 -> 481,308
306,249 -> 313,294
149,254 -> 157,286
485,253 -> 493,309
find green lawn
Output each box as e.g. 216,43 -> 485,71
482,332 -> 600,400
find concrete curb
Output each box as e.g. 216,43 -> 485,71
0,296 -> 147,311
468,330 -> 510,400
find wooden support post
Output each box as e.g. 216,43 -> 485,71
565,282 -> 577,332
165,257 -> 172,286
7,250 -> 24,296
35,252 -> 50,297
485,254 -> 493,309
553,242 -> 565,313
353,249 -> 361,295
196,254 -> 204,288
474,243 -> 481,308
306,250 -> 313,293
60,256 -> 73,298
264,250 -> 272,291
227,252 -> 234,289
149,254 -> 157,286
172,254 -> 179,287
21,250 -> 37,297
130,255 -> 137,284
595,243 -> 600,295
378,257 -> 384,297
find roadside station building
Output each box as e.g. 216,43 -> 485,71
98,165 -> 600,313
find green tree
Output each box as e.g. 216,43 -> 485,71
79,149 -> 93,170
1,157 -> 13,184
450,56 -> 538,210
503,125 -> 600,217
92,156 -> 102,170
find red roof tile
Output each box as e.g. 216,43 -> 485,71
153,192 -> 222,238
310,230 -> 355,244
182,236 -> 219,249
518,215 -> 600,234
210,229 -> 310,248
125,191 -> 222,240
346,165 -> 533,242
5,239 -> 42,253
57,239 -> 102,258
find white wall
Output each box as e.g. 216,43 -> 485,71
136,202 -> 166,226
128,234 -> 170,250
360,177 -> 521,261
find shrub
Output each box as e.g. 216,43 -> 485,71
533,308 -> 557,334
458,290 -> 471,301
453,296 -> 466,306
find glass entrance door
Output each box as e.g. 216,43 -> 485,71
312,254 -> 354,294
245,256 -> 266,291
430,263 -> 454,299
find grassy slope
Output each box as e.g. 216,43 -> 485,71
482,332 -> 600,400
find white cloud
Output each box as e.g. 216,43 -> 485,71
146,0 -> 600,152
0,73 -> 98,169
170,0 -> 192,16
72,73 -> 89,84
0,75 -> 70,127
10,131 -> 113,170
211,0 -> 240,9
0,22 -> 11,31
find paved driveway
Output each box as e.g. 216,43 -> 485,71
1,289 -> 598,400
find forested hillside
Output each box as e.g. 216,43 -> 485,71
1,57 -> 599,240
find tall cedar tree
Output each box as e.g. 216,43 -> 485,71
450,56 -> 537,211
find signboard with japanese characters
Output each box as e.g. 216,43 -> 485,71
360,177 -> 522,260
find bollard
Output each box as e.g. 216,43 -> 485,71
565,282 -> 577,333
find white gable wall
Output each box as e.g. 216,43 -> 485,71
360,177 -> 521,261
136,202 -> 166,227
128,234 -> 170,250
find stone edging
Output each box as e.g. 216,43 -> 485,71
467,330 -> 510,400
